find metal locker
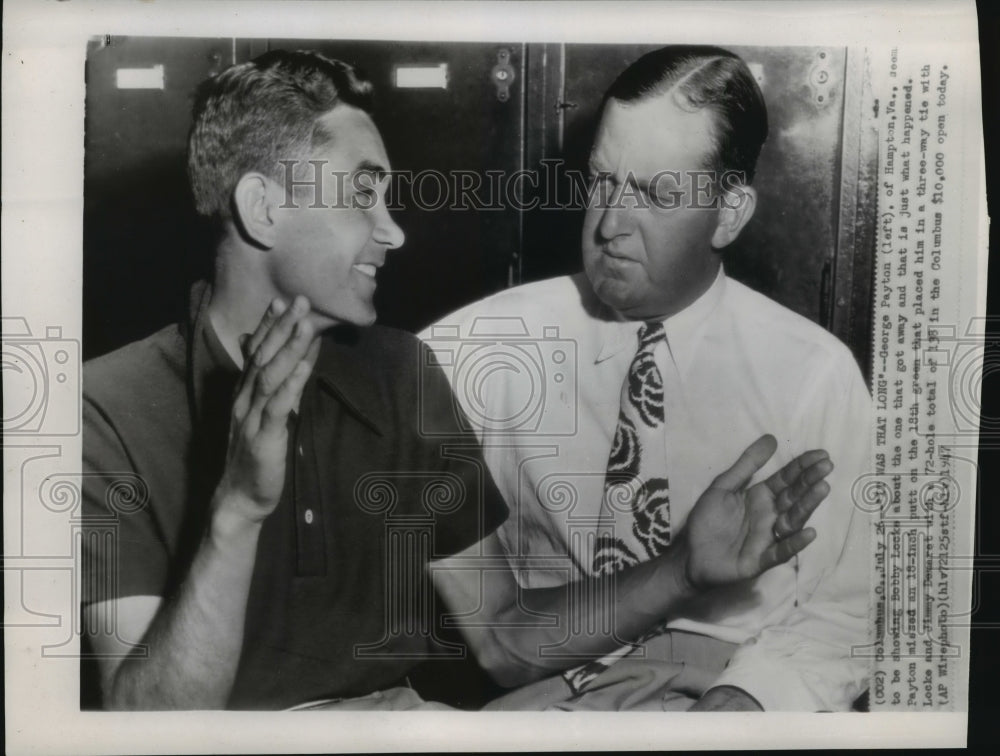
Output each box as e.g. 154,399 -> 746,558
84,38 -> 876,381
83,36 -> 243,359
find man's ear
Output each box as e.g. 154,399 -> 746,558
711,184 -> 757,250
232,172 -> 281,249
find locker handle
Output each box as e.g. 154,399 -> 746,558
492,49 -> 515,102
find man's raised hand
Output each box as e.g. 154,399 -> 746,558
681,434 -> 833,590
214,296 -> 320,524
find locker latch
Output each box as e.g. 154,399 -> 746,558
808,49 -> 836,106
492,48 -> 515,102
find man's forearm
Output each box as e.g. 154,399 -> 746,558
106,499 -> 262,709
485,539 -> 696,686
439,441 -> 834,689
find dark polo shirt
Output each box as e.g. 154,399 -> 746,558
81,282 -> 507,709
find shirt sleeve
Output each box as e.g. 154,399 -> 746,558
414,339 -> 509,557
81,394 -> 169,605
711,350 -> 874,711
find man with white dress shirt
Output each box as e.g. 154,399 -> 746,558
421,45 -> 873,711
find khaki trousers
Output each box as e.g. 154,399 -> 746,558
483,630 -> 739,712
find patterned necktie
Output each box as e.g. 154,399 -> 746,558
592,321 -> 671,576
562,322 -> 670,695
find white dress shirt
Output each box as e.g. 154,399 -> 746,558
419,268 -> 873,711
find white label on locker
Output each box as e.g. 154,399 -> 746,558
115,65 -> 165,90
394,64 -> 448,89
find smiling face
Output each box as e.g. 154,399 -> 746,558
582,96 -> 728,321
268,105 -> 404,329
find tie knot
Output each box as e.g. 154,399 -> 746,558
637,321 -> 666,351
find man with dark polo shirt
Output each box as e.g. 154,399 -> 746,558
81,51 -> 498,710
82,50 -> 837,710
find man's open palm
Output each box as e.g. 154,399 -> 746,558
683,434 -> 833,589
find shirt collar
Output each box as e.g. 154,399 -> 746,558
186,280 -> 387,436
311,328 -> 388,437
594,267 -> 727,369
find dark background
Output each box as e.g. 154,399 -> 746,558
970,1 -> 999,748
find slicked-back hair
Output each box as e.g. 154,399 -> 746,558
604,45 -> 768,185
187,49 -> 374,219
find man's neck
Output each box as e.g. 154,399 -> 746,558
619,261 -> 722,323
206,235 -> 280,369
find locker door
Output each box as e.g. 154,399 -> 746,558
83,36 -> 246,359
522,43 -> 876,379
266,39 -> 526,332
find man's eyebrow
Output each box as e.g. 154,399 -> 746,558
355,160 -> 388,181
637,172 -> 680,189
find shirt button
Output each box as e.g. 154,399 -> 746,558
304,509 -> 314,525
297,445 -> 305,457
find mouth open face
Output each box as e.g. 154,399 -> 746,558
352,262 -> 379,279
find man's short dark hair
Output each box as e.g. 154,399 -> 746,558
187,49 -> 374,218
604,45 -> 768,185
